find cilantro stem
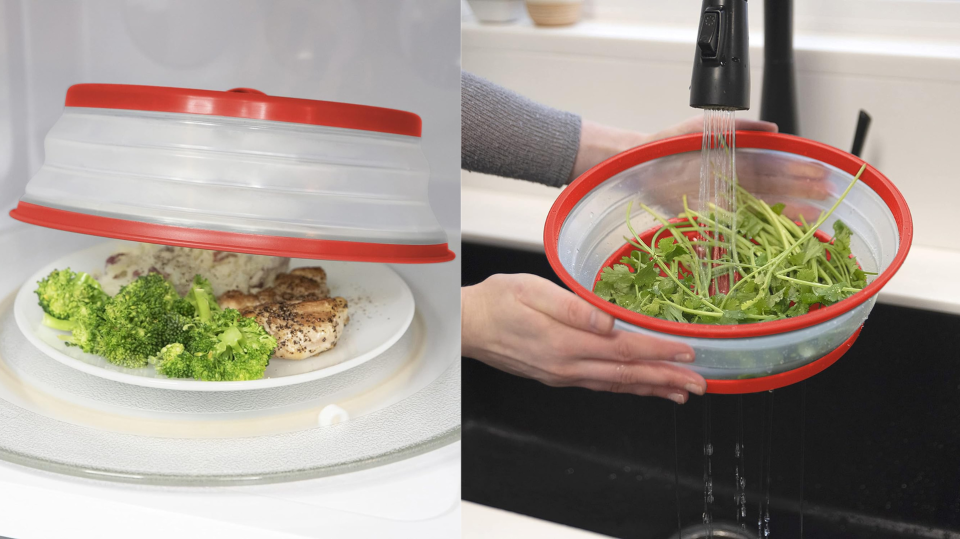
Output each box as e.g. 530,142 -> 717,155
638,202 -> 711,300
682,199 -> 758,256
623,201 -> 656,255
659,299 -> 723,318
743,314 -> 779,321
818,258 -> 842,284
773,273 -> 860,292
755,198 -> 791,248
626,203 -> 723,312
825,244 -> 853,282
720,164 -> 866,310
778,215 -> 806,239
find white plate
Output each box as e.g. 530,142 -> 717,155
14,241 -> 415,391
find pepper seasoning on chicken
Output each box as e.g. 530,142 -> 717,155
215,267 -> 349,359
241,298 -> 349,359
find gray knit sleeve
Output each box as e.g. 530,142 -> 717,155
461,71 -> 582,188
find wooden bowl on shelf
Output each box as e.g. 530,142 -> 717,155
525,0 -> 582,26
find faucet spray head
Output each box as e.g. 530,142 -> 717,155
690,0 -> 750,111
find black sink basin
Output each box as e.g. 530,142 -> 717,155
462,242 -> 960,539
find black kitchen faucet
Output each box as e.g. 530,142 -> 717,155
690,0 -> 799,135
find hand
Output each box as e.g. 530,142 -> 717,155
570,115 -> 834,223
644,115 -> 779,144
461,274 -> 707,404
568,115 -> 778,181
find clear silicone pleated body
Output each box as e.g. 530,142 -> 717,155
557,148 -> 901,379
21,107 -> 447,245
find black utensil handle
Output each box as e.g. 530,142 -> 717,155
851,110 -> 872,157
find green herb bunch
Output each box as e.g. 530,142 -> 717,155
594,164 -> 873,325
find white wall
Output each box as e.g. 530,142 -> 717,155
462,20 -> 960,252
0,0 -> 461,231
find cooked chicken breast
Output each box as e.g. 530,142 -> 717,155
218,266 -> 347,359
242,298 -> 349,360
256,274 -> 328,304
290,267 -> 328,288
217,267 -> 330,309
218,289 -> 261,311
218,289 -> 326,310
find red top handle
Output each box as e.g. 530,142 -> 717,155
63,84 -> 422,137
226,88 -> 266,95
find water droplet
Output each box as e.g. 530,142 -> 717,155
704,443 -> 714,456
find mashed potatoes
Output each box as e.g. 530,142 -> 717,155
98,243 -> 289,297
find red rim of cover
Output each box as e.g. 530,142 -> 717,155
705,326 -> 861,394
64,84 -> 422,137
543,131 -> 913,339
9,202 -> 455,264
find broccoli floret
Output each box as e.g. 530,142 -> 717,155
35,268 -> 108,322
97,274 -> 185,368
162,312 -> 194,348
69,307 -> 105,354
34,267 -> 109,353
156,309 -> 276,381
182,275 -> 220,322
171,297 -> 195,318
153,342 -> 193,378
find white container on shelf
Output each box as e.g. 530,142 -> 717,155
466,0 -> 526,23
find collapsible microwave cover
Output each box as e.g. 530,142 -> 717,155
10,84 -> 455,263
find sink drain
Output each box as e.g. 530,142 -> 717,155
665,522 -> 754,539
